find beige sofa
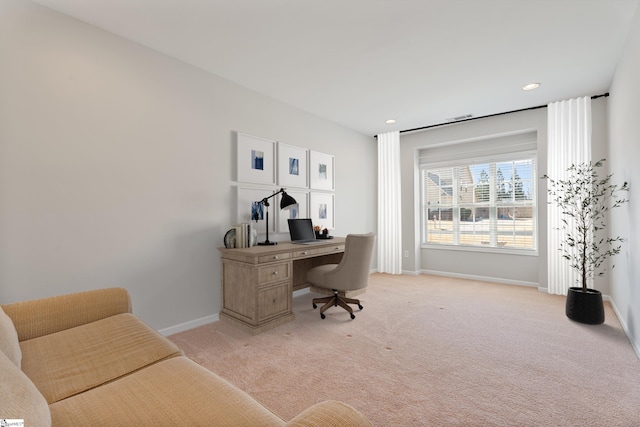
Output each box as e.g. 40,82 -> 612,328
0,288 -> 372,426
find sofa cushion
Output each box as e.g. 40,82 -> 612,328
20,313 -> 183,404
50,356 -> 286,427
2,287 -> 132,342
0,305 -> 21,367
0,350 -> 51,427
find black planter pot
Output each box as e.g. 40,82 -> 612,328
565,287 -> 604,325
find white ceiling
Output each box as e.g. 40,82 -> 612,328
33,0 -> 639,136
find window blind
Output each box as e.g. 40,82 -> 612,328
422,155 -> 536,251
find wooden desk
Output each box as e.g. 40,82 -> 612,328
218,237 -> 345,334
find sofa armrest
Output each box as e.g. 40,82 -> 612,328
1,288 -> 131,341
285,400 -> 373,427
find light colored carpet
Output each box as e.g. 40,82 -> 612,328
169,274 -> 640,426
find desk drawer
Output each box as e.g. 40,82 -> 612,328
258,282 -> 291,321
292,244 -> 345,259
258,262 -> 290,284
292,247 -> 324,258
322,244 -> 345,254
258,252 -> 291,264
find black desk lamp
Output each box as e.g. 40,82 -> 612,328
253,188 -> 297,245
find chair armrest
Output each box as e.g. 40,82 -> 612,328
285,400 -> 373,427
1,288 -> 131,341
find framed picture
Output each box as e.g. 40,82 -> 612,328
277,190 -> 309,233
237,187 -> 276,234
237,133 -> 276,185
309,150 -> 334,190
310,192 -> 335,230
277,143 -> 308,188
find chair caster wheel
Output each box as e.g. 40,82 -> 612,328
350,313 -> 356,320
313,303 -> 317,309
358,304 -> 363,310
320,313 -> 326,319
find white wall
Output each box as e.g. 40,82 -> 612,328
608,3 -> 640,356
399,98 -> 609,290
400,109 -> 547,286
0,1 -> 377,332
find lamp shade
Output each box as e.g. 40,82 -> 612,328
280,191 -> 297,210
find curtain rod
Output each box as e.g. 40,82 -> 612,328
375,93 -> 609,137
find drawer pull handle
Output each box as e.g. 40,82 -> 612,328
272,271 -> 278,275
272,256 -> 279,260
302,251 -> 308,255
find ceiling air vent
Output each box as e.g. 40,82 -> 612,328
446,114 -> 474,122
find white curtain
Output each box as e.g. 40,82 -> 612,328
377,131 -> 402,274
547,97 -> 592,295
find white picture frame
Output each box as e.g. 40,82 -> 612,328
277,190 -> 309,233
309,150 -> 334,190
277,143 -> 308,188
237,133 -> 276,185
236,187 -> 277,234
310,192 -> 335,230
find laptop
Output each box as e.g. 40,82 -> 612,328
288,218 -> 322,244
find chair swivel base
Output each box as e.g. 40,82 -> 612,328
312,290 -> 363,319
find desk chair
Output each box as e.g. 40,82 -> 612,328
306,233 -> 376,319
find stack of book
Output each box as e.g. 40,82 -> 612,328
234,222 -> 253,248
224,222 -> 259,249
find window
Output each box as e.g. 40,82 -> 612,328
421,155 -> 536,252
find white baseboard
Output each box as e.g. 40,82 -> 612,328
418,269 -> 539,288
401,269 -> 420,276
607,297 -> 640,360
159,313 -> 219,337
537,287 -> 615,303
293,288 -> 311,298
158,287 -> 321,336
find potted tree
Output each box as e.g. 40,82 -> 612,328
544,159 -> 629,324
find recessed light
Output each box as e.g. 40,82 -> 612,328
522,82 -> 541,91
385,119 -> 397,124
